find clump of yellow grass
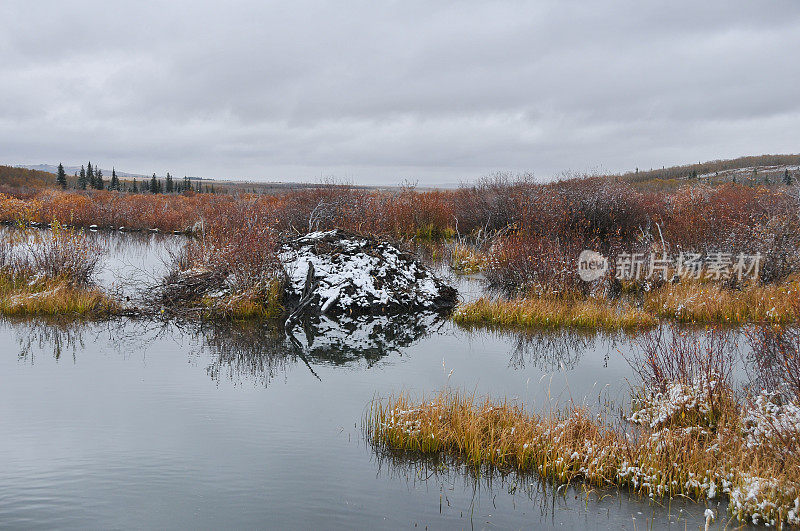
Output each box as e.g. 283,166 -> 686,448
366,388 -> 800,527
452,296 -> 657,331
449,244 -> 486,275
0,274 -> 119,316
642,280 -> 800,324
200,280 -> 284,320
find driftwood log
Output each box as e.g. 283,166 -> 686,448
284,260 -> 318,332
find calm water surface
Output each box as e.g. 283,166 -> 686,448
0,231 -> 752,529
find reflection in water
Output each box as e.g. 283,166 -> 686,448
371,448 -> 715,529
7,316 -> 184,363
618,325 -> 747,396
200,321 -> 296,386
745,325 -> 800,399
287,312 -> 445,365
11,317 -> 88,362
497,328 -> 618,371
197,312 -> 448,385
5,313 -> 447,387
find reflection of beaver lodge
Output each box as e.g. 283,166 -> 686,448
281,230 -> 458,326
202,312 -> 444,386
289,312 -> 443,364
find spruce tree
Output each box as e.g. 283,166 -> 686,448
110,168 -> 120,191
132,178 -> 138,193
785,169 -> 794,185
56,163 -> 67,189
165,172 -> 174,193
150,173 -> 159,194
79,165 -> 87,189
87,162 -> 95,189
95,168 -> 104,190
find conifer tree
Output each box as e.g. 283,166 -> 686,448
150,173 -> 159,194
785,169 -> 794,185
56,163 -> 67,189
132,178 -> 138,193
79,165 -> 87,189
110,168 -> 120,191
95,168 -> 104,190
165,172 -> 174,193
87,162 -> 95,189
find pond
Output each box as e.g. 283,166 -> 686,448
0,230 -> 759,529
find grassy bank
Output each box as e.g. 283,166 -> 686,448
367,388 -> 800,527
454,280 -> 800,331
643,280 -> 800,324
0,275 -> 119,316
452,296 -> 657,331
199,282 -> 284,320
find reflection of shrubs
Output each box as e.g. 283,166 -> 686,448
202,321 -> 293,386
746,326 -> 800,403
629,326 -> 736,398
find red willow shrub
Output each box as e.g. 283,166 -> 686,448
485,179 -> 659,294
2,177 -> 798,288
200,198 -> 284,292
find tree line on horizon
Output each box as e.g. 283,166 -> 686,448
56,162 -> 214,194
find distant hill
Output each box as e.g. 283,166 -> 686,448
17,164 -> 153,180
9,163 -> 379,193
619,154 -> 800,186
7,154 -> 799,194
0,165 -> 56,193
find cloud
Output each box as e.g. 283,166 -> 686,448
1,0 -> 799,185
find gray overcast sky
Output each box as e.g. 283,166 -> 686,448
1,1 -> 799,185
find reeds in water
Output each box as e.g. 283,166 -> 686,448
367,386 -> 800,527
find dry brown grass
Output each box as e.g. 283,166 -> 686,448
0,274 -> 119,316
452,296 -> 658,331
642,280 -> 800,324
453,280 -> 800,332
199,281 -> 284,320
448,243 -> 486,274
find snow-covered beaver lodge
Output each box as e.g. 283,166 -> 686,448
280,230 -> 458,316
159,229 -> 458,323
